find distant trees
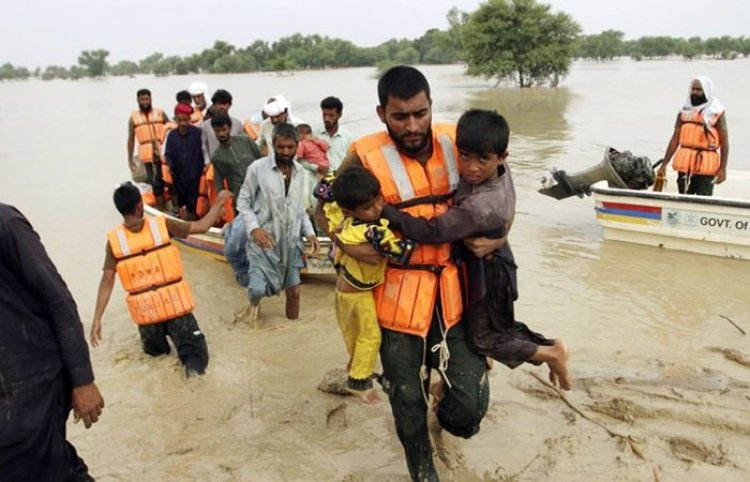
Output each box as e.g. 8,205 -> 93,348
575,34 -> 750,62
3,3 -> 750,84
0,63 -> 30,81
576,30 -> 625,61
462,0 -> 580,87
77,49 -> 109,77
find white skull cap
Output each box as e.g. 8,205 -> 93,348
188,81 -> 208,95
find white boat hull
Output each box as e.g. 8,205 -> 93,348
591,171 -> 750,260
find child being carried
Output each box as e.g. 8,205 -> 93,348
315,167 -> 415,403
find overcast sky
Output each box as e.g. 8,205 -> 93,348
4,0 -> 750,67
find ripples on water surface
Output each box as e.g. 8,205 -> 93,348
1,59 -> 748,373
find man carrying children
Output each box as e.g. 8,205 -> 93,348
326,66 -> 490,481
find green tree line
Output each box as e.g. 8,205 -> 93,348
576,32 -> 750,61
1,8 -> 466,82
2,1 -> 748,87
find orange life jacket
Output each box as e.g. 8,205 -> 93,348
107,216 -> 195,325
195,165 -> 234,225
355,124 -> 463,337
673,110 -> 722,176
131,108 -> 166,163
243,119 -> 260,141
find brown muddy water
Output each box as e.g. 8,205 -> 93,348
1,60 -> 749,481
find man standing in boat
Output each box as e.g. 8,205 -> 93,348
236,123 -> 319,323
200,89 -> 245,165
188,81 -> 209,125
317,96 -> 354,171
90,182 -> 231,378
127,88 -> 169,207
165,103 -> 205,220
320,66 -> 500,481
657,76 -> 730,196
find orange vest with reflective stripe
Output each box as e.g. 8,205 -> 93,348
243,119 -> 260,141
673,110 -> 722,176
131,108 -> 166,163
107,216 -> 195,325
355,124 -> 463,337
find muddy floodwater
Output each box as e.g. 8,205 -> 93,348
2,60 -> 749,481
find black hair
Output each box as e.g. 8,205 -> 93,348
377,66 -> 431,107
113,182 -> 142,215
210,111 -> 232,128
296,123 -> 312,135
176,90 -> 192,103
272,122 -> 300,144
320,96 -> 343,113
456,109 -> 510,156
333,166 -> 381,211
136,88 -> 151,98
211,89 -> 233,105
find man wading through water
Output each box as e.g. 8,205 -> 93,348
319,66 -> 504,481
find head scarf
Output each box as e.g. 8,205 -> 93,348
188,81 -> 208,96
175,103 -> 194,116
681,75 -> 725,127
263,94 -> 291,117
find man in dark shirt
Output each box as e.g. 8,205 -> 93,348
165,103 -> 204,219
0,203 -> 104,481
210,112 -> 262,287
210,111 -> 262,208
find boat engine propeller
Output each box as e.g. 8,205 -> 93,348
539,147 -> 656,200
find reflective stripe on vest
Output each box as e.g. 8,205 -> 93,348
357,124 -> 463,337
107,216 -> 195,325
132,109 -> 165,163
673,110 -> 722,176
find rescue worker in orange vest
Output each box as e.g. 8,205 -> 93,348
90,182 -> 232,378
318,66 -> 501,481
128,89 -> 169,207
657,76 -> 729,196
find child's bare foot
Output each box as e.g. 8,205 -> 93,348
346,387 -> 381,404
345,377 -> 381,405
547,339 -> 571,390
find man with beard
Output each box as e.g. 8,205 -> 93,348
201,89 -> 245,165
188,81 -> 209,125
236,123 -> 319,323
318,66 -> 500,481
210,112 -> 262,286
164,103 -> 204,219
128,88 -> 169,206
256,95 -> 305,156
0,203 -> 104,481
657,76 -> 730,196
317,96 -> 353,171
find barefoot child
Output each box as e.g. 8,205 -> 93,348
381,109 -> 571,390
315,167 -> 415,403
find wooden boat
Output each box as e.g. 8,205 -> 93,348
591,170 -> 750,260
143,204 -> 336,276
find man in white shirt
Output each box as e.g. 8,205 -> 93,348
317,96 -> 354,171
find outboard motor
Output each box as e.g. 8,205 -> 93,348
539,147 -> 655,200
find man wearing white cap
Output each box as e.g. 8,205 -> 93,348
188,81 -> 209,125
257,94 -> 305,156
